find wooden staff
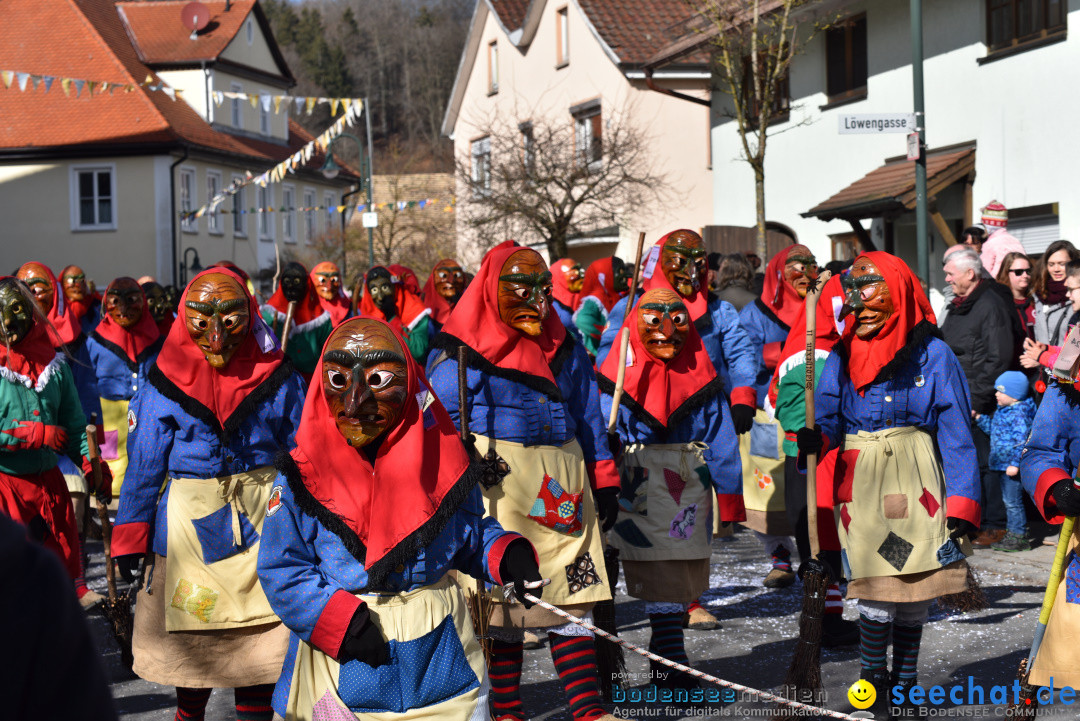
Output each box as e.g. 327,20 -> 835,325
279,300 -> 297,354
607,232 -> 647,432
804,270 -> 831,561
457,345 -> 470,441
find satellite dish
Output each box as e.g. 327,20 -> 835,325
181,1 -> 210,35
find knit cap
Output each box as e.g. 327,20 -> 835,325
995,370 -> 1029,401
982,200 -> 1008,229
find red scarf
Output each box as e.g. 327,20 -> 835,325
439,241 -> 568,385
422,270 -> 458,326
153,268 -> 285,424
389,264 -> 423,298
309,268 -> 351,327
263,276 -> 325,326
0,279 -> 57,384
20,262 -> 81,347
288,320 -> 472,583
359,267 -> 431,333
551,258 -> 580,312
641,231 -> 710,321
597,302 -> 717,428
766,273 -> 847,409
93,280 -> 160,362
578,257 -> 624,313
842,251 -> 936,393
759,246 -> 806,330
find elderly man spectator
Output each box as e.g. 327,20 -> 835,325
941,245 -> 1020,546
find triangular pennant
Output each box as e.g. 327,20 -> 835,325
305,96 -> 316,114
73,79 -> 85,97
142,74 -> 154,86
42,76 -> 54,93
273,95 -> 283,114
249,94 -> 259,109
86,81 -> 95,96
16,73 -> 29,91
213,91 -> 224,106
294,96 -> 304,114
31,75 -> 41,90
163,86 -> 176,101
329,98 -> 340,116
1,71 -> 13,89
260,93 -> 271,112
60,77 -> 72,96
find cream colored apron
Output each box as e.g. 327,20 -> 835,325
1030,528 -> 1080,688
475,435 -> 610,625
837,427 -> 971,587
164,467 -> 278,632
739,409 -> 790,535
284,575 -> 489,721
100,397 -> 129,497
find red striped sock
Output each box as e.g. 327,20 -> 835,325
174,687 -> 212,721
686,599 -> 704,614
234,683 -> 274,721
488,639 -> 525,721
548,634 -> 605,721
825,583 -> 843,615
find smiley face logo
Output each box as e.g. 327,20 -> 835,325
847,679 -> 876,709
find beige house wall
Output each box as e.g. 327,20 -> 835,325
220,14 -> 281,76
450,0 -> 712,270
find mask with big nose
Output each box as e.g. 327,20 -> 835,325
661,230 -> 707,297
104,277 -> 144,328
184,273 -> 250,368
636,288 -> 690,361
0,278 -> 36,346
312,262 -> 342,302
497,249 -> 553,336
838,258 -> 894,339
322,318 -> 409,448
16,263 -> 55,315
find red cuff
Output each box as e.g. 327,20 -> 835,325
1039,348 -> 1060,368
488,534 -> 538,586
310,590 -> 362,659
729,386 -> 757,409
763,342 -> 783,372
1036,468 -> 1072,524
717,493 -> 746,523
587,458 -> 620,490
111,522 -> 150,558
946,495 -> 982,529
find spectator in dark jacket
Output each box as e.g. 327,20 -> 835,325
715,253 -> 758,311
941,245 -> 1019,546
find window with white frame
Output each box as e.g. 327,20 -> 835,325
282,185 -> 296,243
303,188 -> 317,243
259,93 -> 270,135
571,100 -> 602,168
258,185 -> 273,240
471,136 -> 491,197
71,165 -> 116,230
231,82 -> 243,128
180,168 -> 197,233
232,178 -> 247,237
325,191 -> 336,233
207,171 -> 223,234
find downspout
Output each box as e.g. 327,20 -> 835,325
170,147 -> 189,286
643,67 -> 710,107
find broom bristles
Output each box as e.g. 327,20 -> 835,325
773,566 -> 829,720
938,564 -> 988,612
1006,658 -> 1040,717
100,589 -> 135,669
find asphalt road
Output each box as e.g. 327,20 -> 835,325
84,525 -> 1069,720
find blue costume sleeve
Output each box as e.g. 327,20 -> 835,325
1020,384 -> 1080,521
449,486 -> 523,584
930,345 -> 981,512
113,389 -> 175,554
563,342 -> 614,470
814,351 -> 845,450
595,297 -> 628,367
714,300 -> 760,391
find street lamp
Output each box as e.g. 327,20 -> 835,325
321,101 -> 375,275
180,247 -> 203,287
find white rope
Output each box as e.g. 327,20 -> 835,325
502,581 -> 862,720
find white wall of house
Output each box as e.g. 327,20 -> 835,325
449,0 -> 712,270
710,0 -> 1079,266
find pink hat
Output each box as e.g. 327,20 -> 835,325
981,201 -> 1008,229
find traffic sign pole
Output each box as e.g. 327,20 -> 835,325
912,0 -> 929,284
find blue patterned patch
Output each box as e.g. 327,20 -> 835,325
936,537 -> 965,567
528,499 -> 546,517
1066,552 -> 1080,605
191,505 -> 259,565
547,477 -> 565,499
338,614 -> 479,713
558,499 -> 576,519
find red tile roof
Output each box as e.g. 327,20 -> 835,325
117,0 -> 255,65
577,0 -> 708,66
804,147 -> 976,221
0,0 -> 351,180
489,0 -> 530,33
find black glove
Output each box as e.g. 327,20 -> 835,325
499,538 -> 543,608
1051,479 -> 1080,517
606,431 -> 623,459
116,554 -> 144,584
946,517 -> 978,540
796,426 -> 825,456
338,605 -> 389,667
730,403 -> 755,435
594,487 -> 620,533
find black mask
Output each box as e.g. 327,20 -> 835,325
280,262 -> 308,303
0,278 -> 36,346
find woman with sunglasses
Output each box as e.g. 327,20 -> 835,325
995,252 -> 1035,341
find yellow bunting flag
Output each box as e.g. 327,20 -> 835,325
305,96 -> 317,114
60,77 -> 72,96
273,95 -> 283,114
1,71 -> 13,89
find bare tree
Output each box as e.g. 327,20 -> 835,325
695,0 -> 832,259
456,112 -> 669,261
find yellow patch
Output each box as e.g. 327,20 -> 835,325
170,578 -> 219,623
754,468 -> 773,490
847,679 -> 877,709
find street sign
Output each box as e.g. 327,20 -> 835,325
838,113 -> 917,134
361,211 -> 378,228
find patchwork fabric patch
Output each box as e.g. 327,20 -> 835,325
664,468 -> 686,505
669,503 -> 697,540
839,504 -> 851,533
754,468 -> 773,490
478,449 -> 511,490
693,465 -> 712,492
127,409 -> 137,434
613,519 -> 653,548
918,488 -> 941,518
877,532 -> 914,572
1066,552 -> 1080,604
170,578 -> 219,623
565,552 -> 602,594
619,466 -> 648,515
883,493 -> 908,520
936,537 -> 965,567
101,429 -> 119,461
312,691 -> 355,721
266,486 -> 283,517
527,474 -> 583,536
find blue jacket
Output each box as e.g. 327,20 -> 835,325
111,363 -> 305,557
66,335 -> 101,423
553,299 -> 584,344
257,475 -> 521,716
738,299 -> 792,407
975,397 -> 1036,471
427,337 -> 617,489
1020,383 -> 1080,523
597,295 -> 759,401
85,332 -> 162,402
815,335 -> 982,527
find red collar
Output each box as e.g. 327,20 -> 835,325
154,268 -> 285,424
287,320 -> 473,586
359,267 -> 431,333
